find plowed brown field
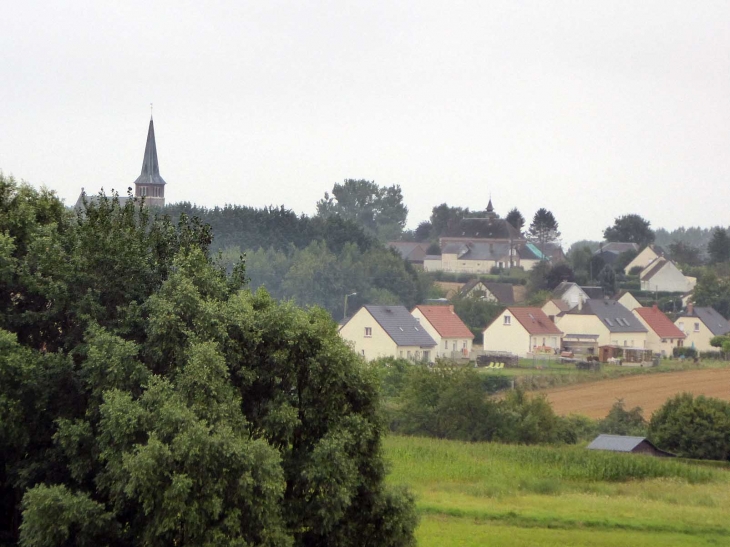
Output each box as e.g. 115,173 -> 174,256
541,368 -> 730,419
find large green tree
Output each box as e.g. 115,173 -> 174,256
316,179 -> 408,241
603,214 -> 655,247
505,208 -> 525,232
707,228 -> 730,264
649,393 -> 730,460
527,208 -> 561,259
0,175 -> 417,547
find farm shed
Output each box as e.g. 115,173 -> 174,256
587,435 -> 675,457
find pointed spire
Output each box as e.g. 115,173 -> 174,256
133,118 -> 166,186
487,198 -> 494,213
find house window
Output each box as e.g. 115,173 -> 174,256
551,337 -> 556,346
678,322 -> 684,332
678,340 -> 683,347
661,338 -> 667,343
423,351 -> 430,361
361,350 -> 365,356
399,350 -> 403,358
407,351 -> 412,359
694,322 -> 700,332
140,186 -> 147,196
504,315 -> 511,325
444,340 -> 448,349
462,341 -> 467,349
415,350 -> 421,360
364,327 -> 372,337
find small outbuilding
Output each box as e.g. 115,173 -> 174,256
587,435 -> 674,457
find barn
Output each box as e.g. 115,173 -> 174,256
587,435 -> 675,457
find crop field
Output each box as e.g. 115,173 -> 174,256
541,368 -> 730,418
384,435 -> 730,546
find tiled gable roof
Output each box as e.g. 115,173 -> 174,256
508,307 -> 563,335
364,305 -> 437,347
634,307 -> 685,339
640,258 -> 667,281
483,282 -> 515,304
413,305 -> 474,339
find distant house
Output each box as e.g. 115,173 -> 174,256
624,245 -> 664,274
424,241 -> 542,274
541,299 -> 573,322
552,282 -> 603,308
388,242 -> 431,266
339,305 -> 437,362
460,280 -> 515,305
587,435 -> 674,457
411,305 -> 474,359
553,282 -> 589,309
632,305 -> 686,355
483,307 -> 563,357
615,290 -> 642,311
556,299 -> 648,349
594,242 -> 640,266
640,258 -> 696,293
674,304 -> 730,352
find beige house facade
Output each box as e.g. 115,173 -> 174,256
640,259 -> 696,293
632,306 -> 685,356
616,291 -> 642,311
411,305 -> 474,359
674,305 -> 730,352
556,300 -> 649,348
339,305 -> 437,362
483,307 -> 562,357
624,246 -> 662,274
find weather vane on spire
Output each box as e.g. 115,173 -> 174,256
150,103 -> 153,119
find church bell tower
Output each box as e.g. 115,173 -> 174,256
132,116 -> 166,207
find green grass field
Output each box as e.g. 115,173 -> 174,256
384,435 -> 730,546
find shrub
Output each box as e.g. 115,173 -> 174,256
649,393 -> 730,460
598,399 -> 647,436
673,346 -> 697,358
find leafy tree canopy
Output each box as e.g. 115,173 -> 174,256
505,208 -> 525,232
669,241 -> 704,267
649,393 -> 730,461
707,228 -> 730,264
0,175 -> 417,547
527,208 -> 561,255
316,179 -> 408,241
603,214 -> 655,247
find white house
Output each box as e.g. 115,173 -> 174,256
411,305 -> 474,359
640,258 -> 696,293
339,305 -> 437,362
483,307 -> 563,357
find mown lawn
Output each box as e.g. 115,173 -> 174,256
384,435 -> 730,547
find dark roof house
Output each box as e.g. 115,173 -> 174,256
587,435 -> 674,457
569,299 -> 648,333
363,305 -> 437,347
388,242 -> 430,264
676,305 -> 730,336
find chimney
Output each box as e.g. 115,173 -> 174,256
687,303 -> 694,315
652,303 -> 659,310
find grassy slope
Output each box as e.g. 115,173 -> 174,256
384,435 -> 730,547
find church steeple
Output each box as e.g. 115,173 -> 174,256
133,116 -> 167,206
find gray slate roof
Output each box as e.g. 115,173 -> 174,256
443,217 -> 522,240
581,286 -> 605,299
570,299 -> 648,333
587,435 -> 649,452
678,307 -> 730,336
132,118 -> 167,187
365,305 -> 437,347
484,282 -> 515,304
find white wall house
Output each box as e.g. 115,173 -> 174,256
640,259 -> 696,293
340,305 -> 437,362
483,307 -> 562,357
411,305 -> 474,359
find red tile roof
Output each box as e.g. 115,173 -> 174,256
509,307 -> 563,335
413,305 -> 474,339
634,307 -> 686,339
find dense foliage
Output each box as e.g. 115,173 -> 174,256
603,214 -> 655,247
649,393 -> 730,461
0,176 -> 417,547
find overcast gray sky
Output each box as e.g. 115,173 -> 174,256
1,0 -> 728,246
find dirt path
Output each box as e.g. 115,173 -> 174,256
541,368 -> 730,419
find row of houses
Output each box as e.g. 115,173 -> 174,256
339,286 -> 730,363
